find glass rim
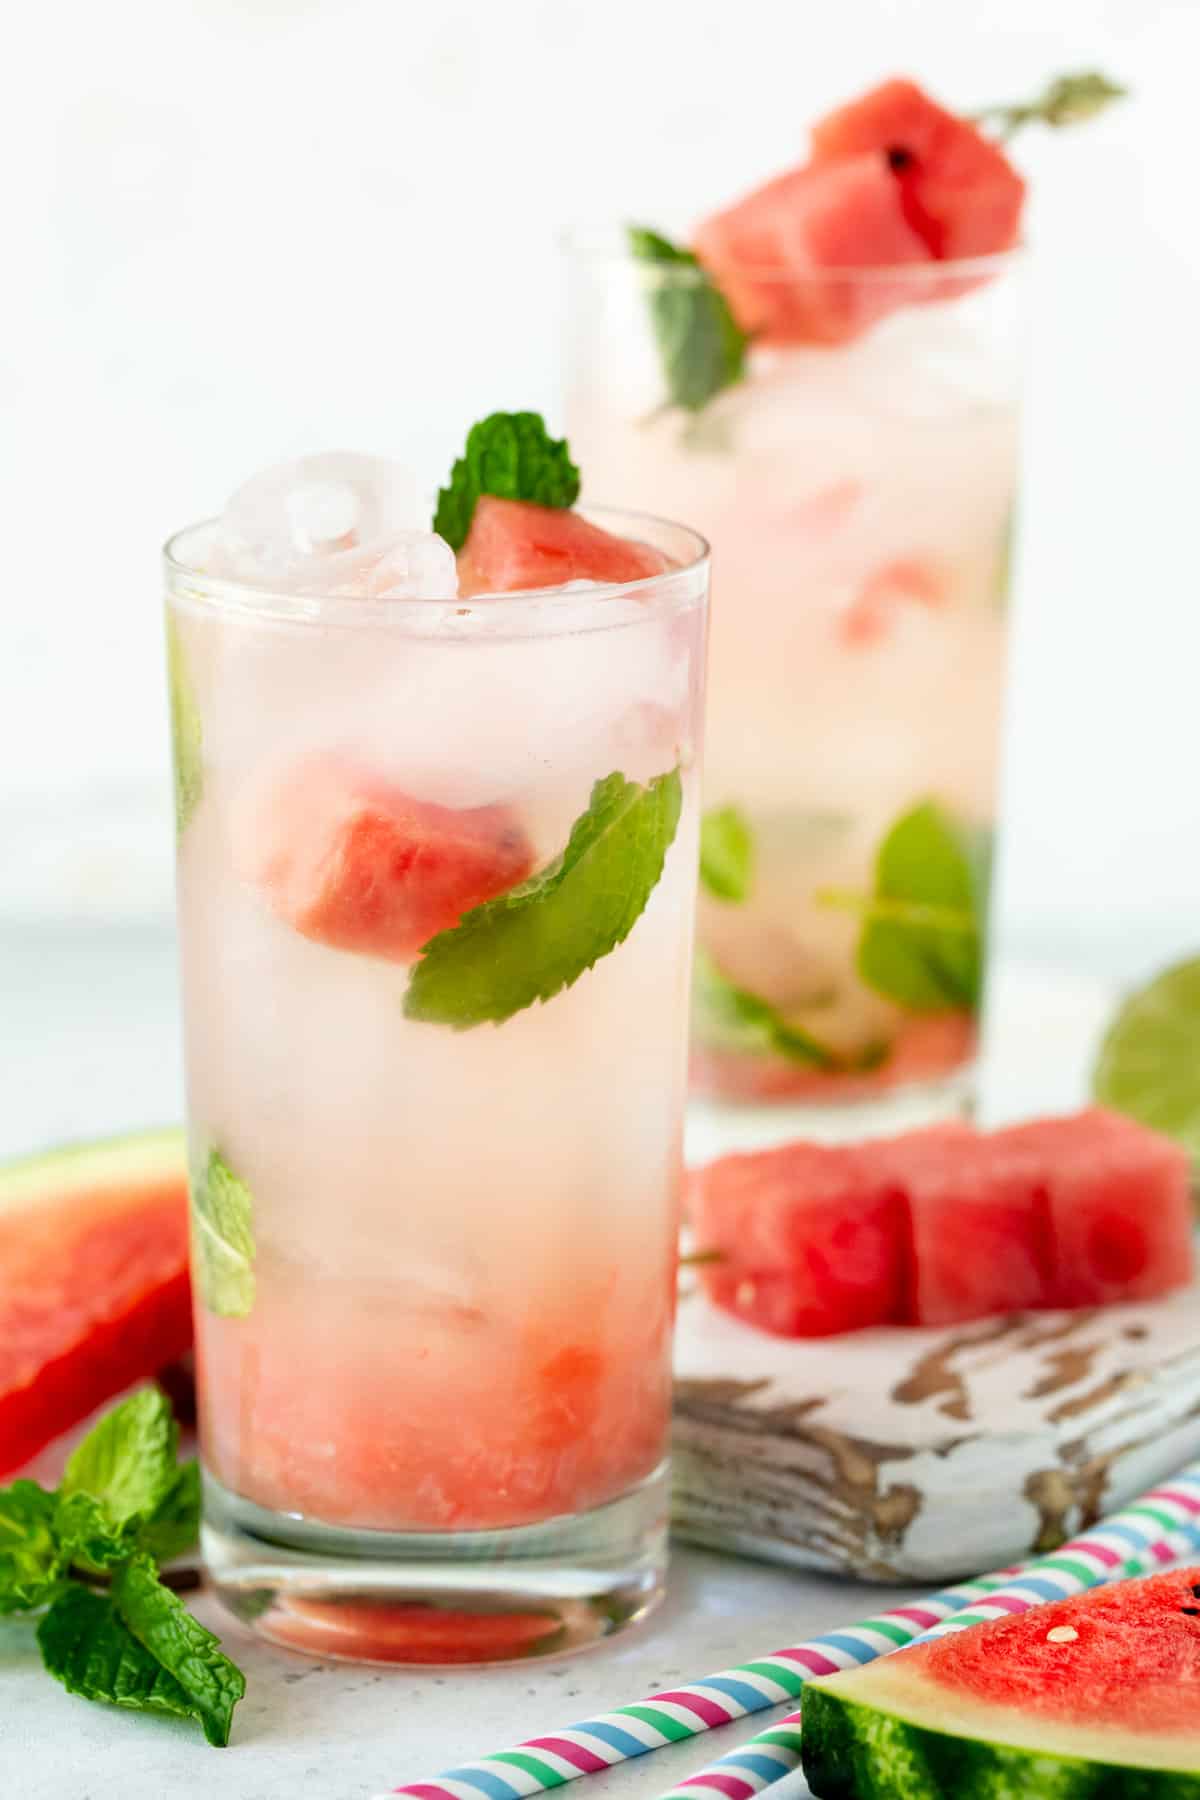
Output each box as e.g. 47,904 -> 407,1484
163,503 -> 710,632
560,222 -> 1026,284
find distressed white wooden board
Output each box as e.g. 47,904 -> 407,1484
671,1280 -> 1200,1581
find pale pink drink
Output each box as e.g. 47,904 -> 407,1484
165,473 -> 708,1661
567,248 -> 1021,1130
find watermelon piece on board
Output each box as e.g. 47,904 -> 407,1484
457,497 -> 669,598
811,76 -> 1027,260
864,1124 -> 1053,1327
690,1141 -> 905,1337
0,1130 -> 191,1476
233,753 -> 536,963
693,153 -> 932,347
802,1566 -> 1200,1797
998,1108 -> 1194,1308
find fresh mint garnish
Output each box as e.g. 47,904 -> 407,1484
167,616 -> 203,838
974,70 -> 1126,139
190,1150 -> 256,1318
405,768 -> 683,1029
0,1480 -> 63,1614
692,948 -> 840,1069
111,1554 -> 245,1748
819,801 -> 989,1012
629,226 -> 748,414
699,805 -> 754,903
433,411 -> 580,551
0,1388 -> 237,1746
1093,956 -> 1200,1171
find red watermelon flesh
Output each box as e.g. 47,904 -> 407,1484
802,1567 -> 1200,1792
690,1142 -> 904,1337
0,1131 -> 191,1476
234,753 -> 535,962
865,1125 -> 1053,1327
811,77 -> 1026,262
693,153 -> 931,347
457,497 -> 669,598
998,1108 -> 1194,1309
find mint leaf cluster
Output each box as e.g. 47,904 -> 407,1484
0,1388 -> 244,1747
190,1149 -> 256,1319
405,767 -> 683,1029
628,226 -> 748,414
433,412 -> 581,550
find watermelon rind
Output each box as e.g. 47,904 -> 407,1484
0,1129 -> 186,1218
802,1659 -> 1200,1798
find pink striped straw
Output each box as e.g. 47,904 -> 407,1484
378,1462 -> 1200,1800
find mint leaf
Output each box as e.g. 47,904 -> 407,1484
140,1461 -> 201,1564
62,1387 -> 179,1533
433,411 -> 580,550
53,1492 -> 139,1571
38,1586 -> 198,1726
190,1150 -> 256,1318
691,948 -> 840,1069
113,1554 -> 245,1747
974,70 -> 1126,138
699,805 -> 754,903
0,1480 -> 63,1614
405,768 -> 683,1029
1092,956 -> 1200,1170
629,226 -> 748,414
167,615 -> 203,837
849,801 -> 988,1012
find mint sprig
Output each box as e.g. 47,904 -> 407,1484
629,226 -> 748,414
699,805 -> 754,903
973,70 -> 1126,139
692,948 -> 841,1070
405,768 -> 682,1029
433,411 -> 580,550
819,801 -> 989,1013
190,1150 -> 256,1319
0,1388 -> 242,1746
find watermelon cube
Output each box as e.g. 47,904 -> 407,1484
810,77 -> 1026,261
690,1142 -> 904,1337
235,754 -> 535,963
457,497 -> 669,598
693,153 -> 931,348
998,1109 -> 1194,1308
865,1125 -> 1053,1327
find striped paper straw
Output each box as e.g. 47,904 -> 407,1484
651,1463 -> 1200,1800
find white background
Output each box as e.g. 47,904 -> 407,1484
3,0 -> 1197,968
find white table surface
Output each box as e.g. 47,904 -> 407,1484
0,923 -> 1130,1798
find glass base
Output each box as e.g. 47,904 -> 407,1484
202,1461 -> 669,1667
686,1063 -> 976,1160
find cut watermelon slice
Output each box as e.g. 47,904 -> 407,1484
803,1566 -> 1200,1796
456,496 -> 669,598
999,1108 -> 1195,1308
693,153 -> 932,347
234,753 -> 535,962
0,1130 -> 191,1476
690,1142 -> 904,1337
811,76 -> 1026,261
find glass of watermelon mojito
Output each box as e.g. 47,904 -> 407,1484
165,419 -> 709,1662
566,78 -> 1029,1133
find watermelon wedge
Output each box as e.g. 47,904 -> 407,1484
233,753 -> 536,962
456,496 -> 669,598
802,1566 -> 1200,1797
811,77 -> 1027,261
693,153 -> 932,347
0,1130 -> 191,1475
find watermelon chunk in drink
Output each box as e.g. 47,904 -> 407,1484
456,496 -> 669,597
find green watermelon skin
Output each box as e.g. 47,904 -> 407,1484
803,1567 -> 1200,1798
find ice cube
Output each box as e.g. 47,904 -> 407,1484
215,452 -> 452,595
